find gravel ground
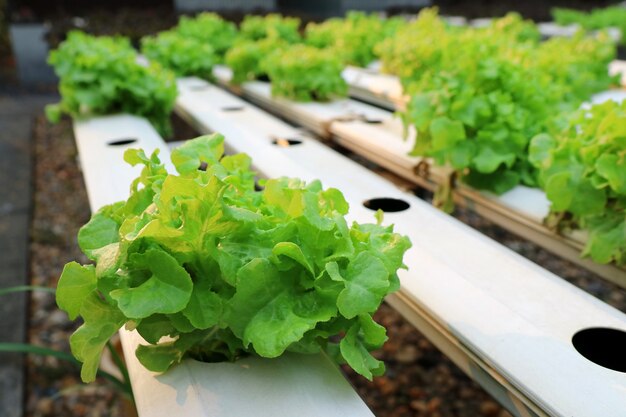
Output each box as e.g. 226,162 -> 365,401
27,115 -> 129,417
26,114 -> 626,417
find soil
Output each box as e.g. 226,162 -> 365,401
26,113 -> 626,417
27,115 -> 126,417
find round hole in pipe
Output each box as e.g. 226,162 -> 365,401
572,327 -> 626,372
221,106 -> 244,112
272,138 -> 302,147
107,138 -> 137,146
364,119 -> 383,124
198,161 -> 208,171
363,198 -> 410,213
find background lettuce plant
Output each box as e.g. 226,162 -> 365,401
176,13 -> 239,60
225,37 -> 288,84
378,9 -> 616,197
239,13 -> 301,44
46,31 -> 177,137
552,6 -> 626,45
141,30 -> 217,79
264,44 -> 348,101
57,134 -> 411,382
530,100 -> 626,265
305,11 -> 402,67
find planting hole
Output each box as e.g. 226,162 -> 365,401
365,119 -> 383,124
221,106 -> 244,112
198,161 -> 208,171
572,327 -> 626,372
108,138 -> 137,146
363,198 -> 410,213
272,138 -> 302,147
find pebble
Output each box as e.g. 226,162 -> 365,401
427,397 -> 443,411
47,310 -> 68,326
480,400 -> 501,416
34,397 -> 53,416
395,345 -> 419,363
410,400 -> 428,412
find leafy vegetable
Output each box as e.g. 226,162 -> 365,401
264,44 -> 348,101
225,37 -> 288,84
141,30 -> 217,79
530,100 -> 626,265
176,13 -> 238,60
552,6 -> 626,44
378,9 -> 616,196
239,14 -> 301,44
57,134 -> 411,382
225,14 -> 301,84
376,9 -> 540,82
305,11 -> 402,67
532,31 -> 617,103
46,31 -> 178,137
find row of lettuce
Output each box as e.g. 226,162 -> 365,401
552,5 -> 626,43
46,11 -> 397,132
47,9 -> 626,266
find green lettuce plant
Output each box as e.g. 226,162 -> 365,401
56,134 -> 411,382
532,31 -> 617,104
46,31 -> 178,137
378,9 -> 616,198
383,12 -> 554,195
264,44 -> 348,101
176,13 -> 238,60
225,37 -> 288,84
552,6 -> 626,44
226,13 -> 301,84
305,11 -> 402,67
141,30 -> 217,79
529,100 -> 626,265
239,14 -> 301,43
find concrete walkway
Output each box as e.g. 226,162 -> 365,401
0,93 -> 57,417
